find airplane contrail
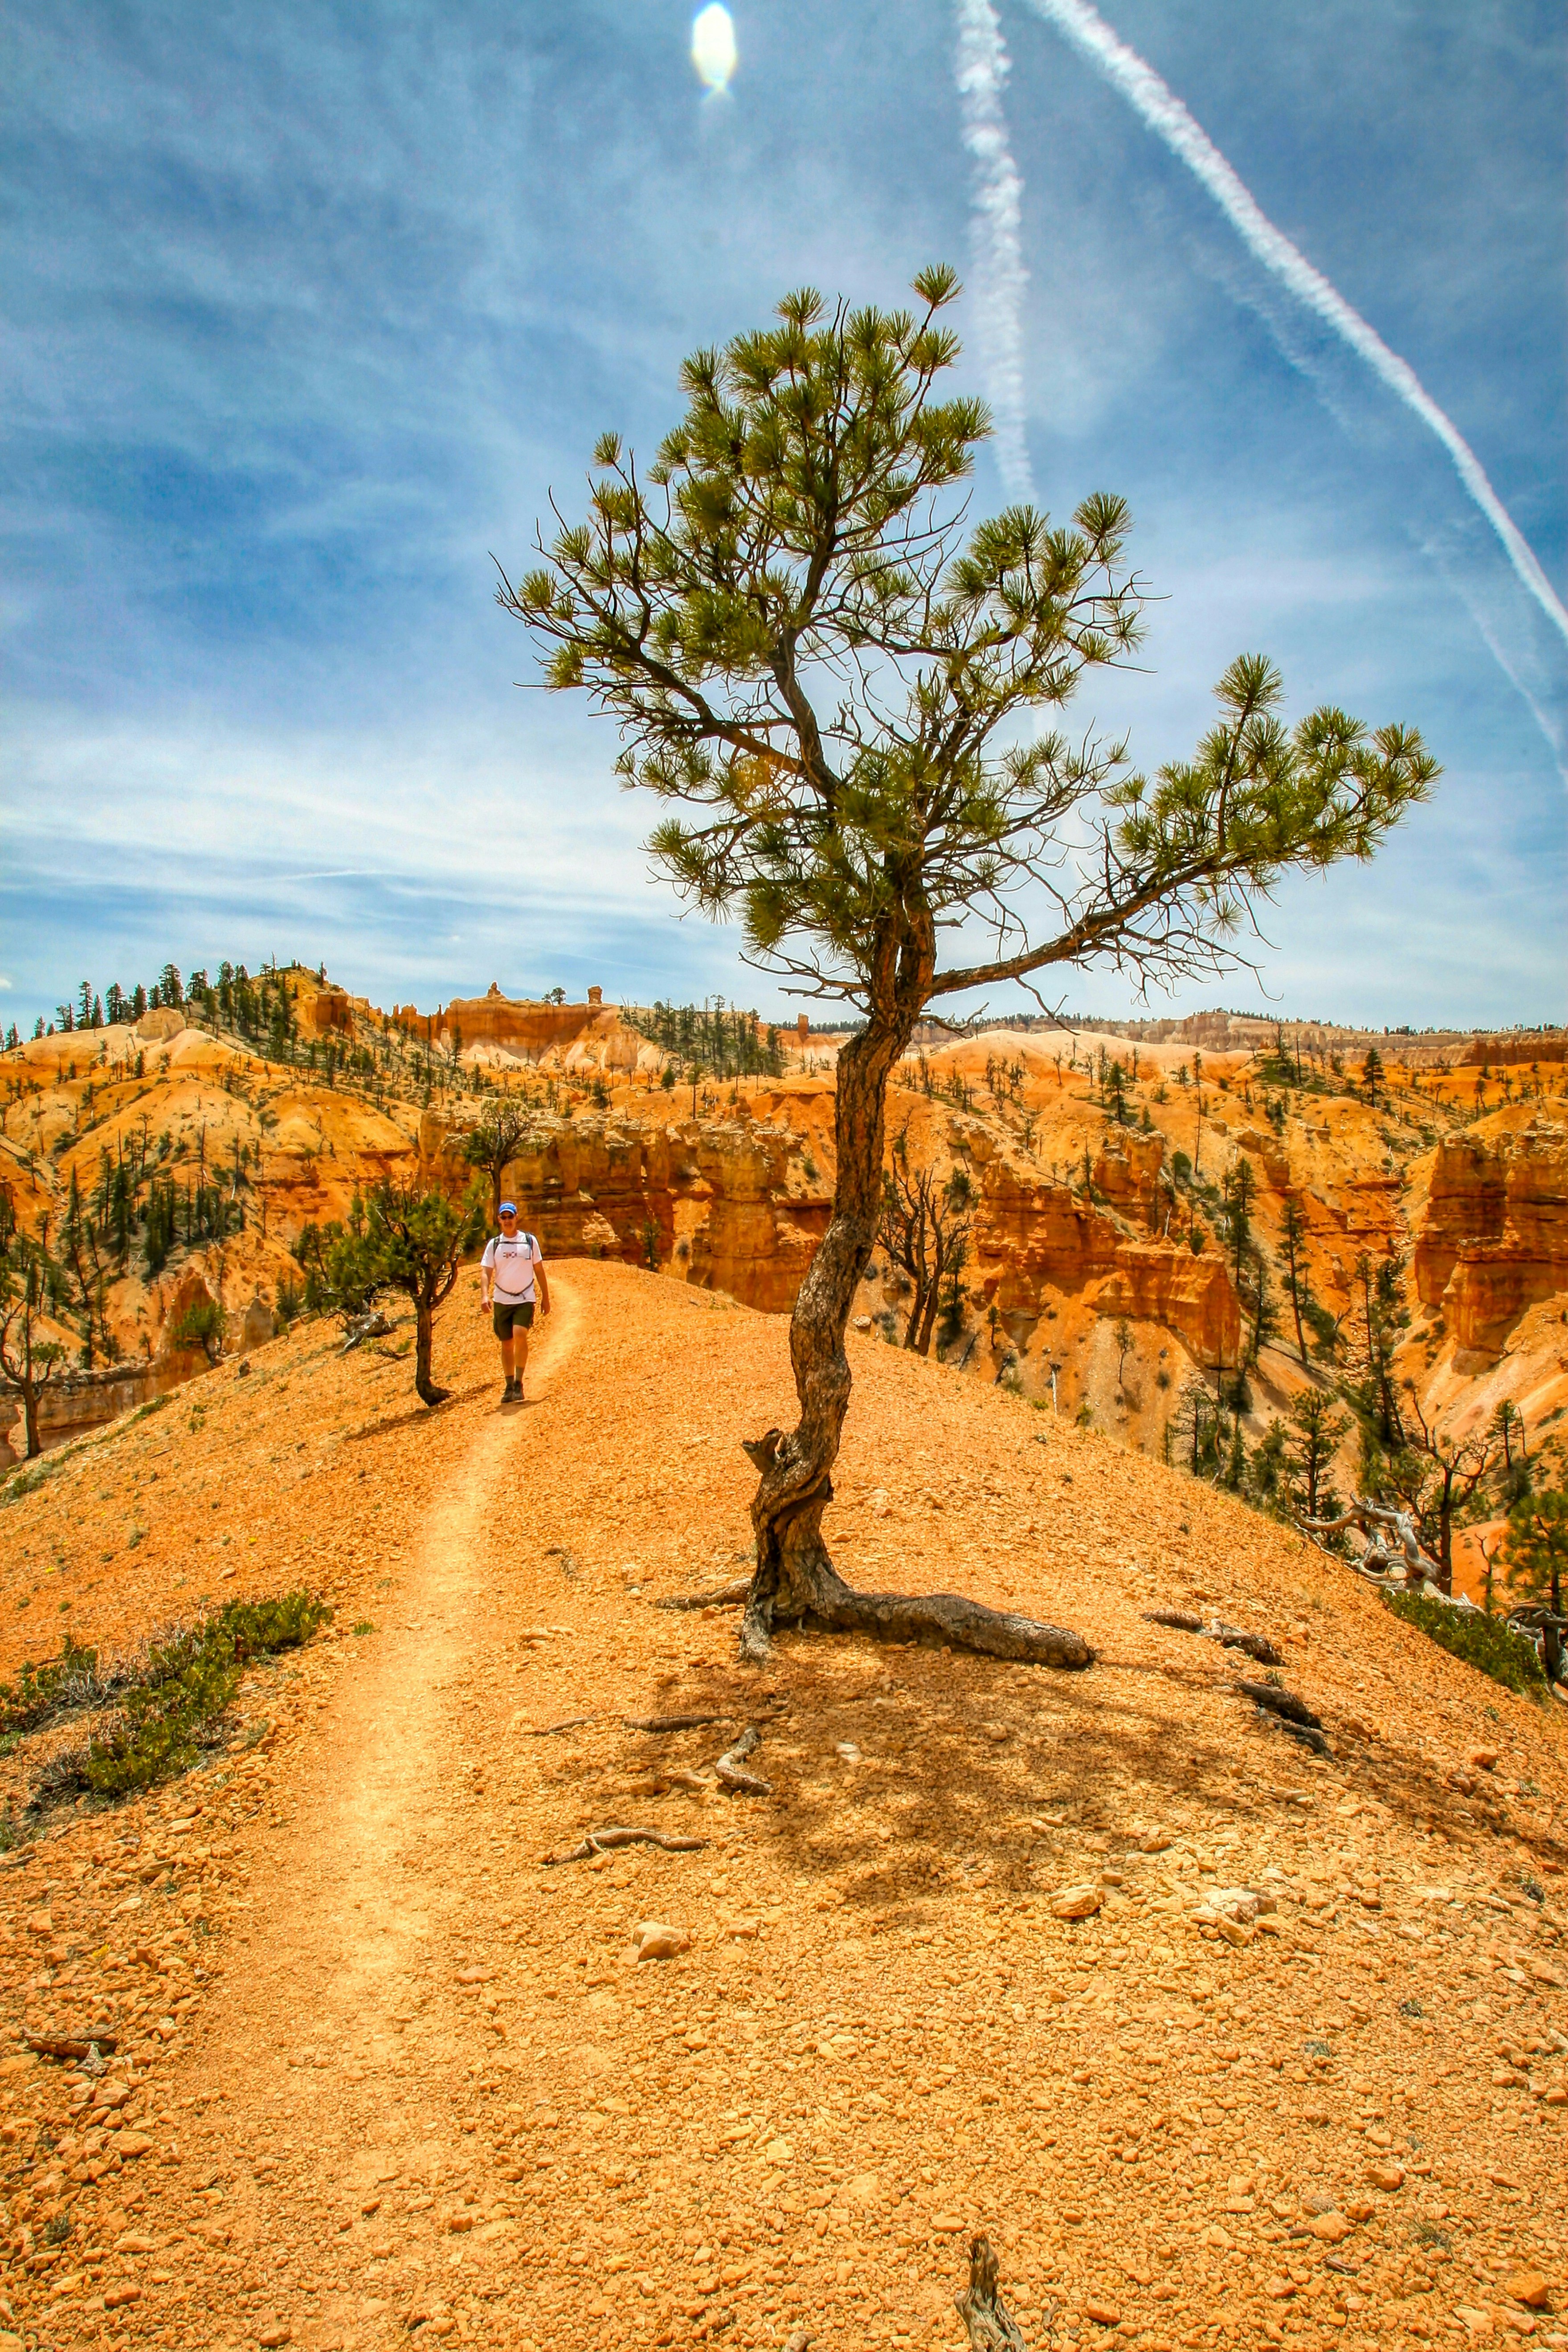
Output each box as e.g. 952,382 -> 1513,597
1019,0 -> 1568,652
954,0 -> 1035,502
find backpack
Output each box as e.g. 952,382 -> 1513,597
491,1231 -> 538,1289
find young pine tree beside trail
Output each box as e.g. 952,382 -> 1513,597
500,265 -> 1437,1670
325,1179 -> 487,1408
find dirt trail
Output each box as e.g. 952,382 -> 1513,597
162,1281 -> 586,2350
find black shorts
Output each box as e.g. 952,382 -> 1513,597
492,1298 -> 536,1339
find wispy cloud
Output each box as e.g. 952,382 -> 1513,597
1021,0 -> 1568,758
954,0 -> 1034,501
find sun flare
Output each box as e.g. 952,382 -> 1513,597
691,3 -> 737,93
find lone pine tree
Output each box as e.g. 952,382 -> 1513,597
501,266 -> 1436,1668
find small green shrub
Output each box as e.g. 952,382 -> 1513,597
0,1637 -> 115,1735
1383,1589 -> 1548,1699
173,1298 -> 225,1361
24,1588 -> 330,1802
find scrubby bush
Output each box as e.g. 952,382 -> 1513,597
173,1297 -> 225,1362
1383,1588 -> 1548,1699
0,1636 -> 120,1734
21,1589 -> 330,1802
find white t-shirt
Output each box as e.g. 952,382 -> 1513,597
482,1232 -> 543,1300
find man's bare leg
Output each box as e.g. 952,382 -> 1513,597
514,1329 -> 531,1397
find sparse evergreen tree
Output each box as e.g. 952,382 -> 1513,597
877,1134 -> 973,1357
339,1178 -> 487,1407
1246,1249 -> 1278,1368
1224,1156 -> 1256,1287
0,1241 -> 65,1458
1280,1195 -> 1310,1365
502,264 -> 1436,1665
1285,1386 -> 1348,1523
1502,1487 -> 1567,1620
1500,1487 -> 1568,1684
465,1102 -> 533,1220
1249,1420 -> 1289,1514
1222,1415 -> 1248,1491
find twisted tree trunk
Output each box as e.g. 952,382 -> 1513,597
741,1009 -> 1092,1674
412,1294 -> 449,1407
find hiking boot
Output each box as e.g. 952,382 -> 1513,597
502,1376 -> 519,1403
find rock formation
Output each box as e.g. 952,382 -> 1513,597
684,1120 -> 829,1315
973,1152 -> 1242,1364
5,971 -> 1565,1485
419,1104 -> 826,1314
397,985 -> 656,1073
1413,1118 -> 1568,1351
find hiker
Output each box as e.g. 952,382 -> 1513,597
479,1201 -> 551,1403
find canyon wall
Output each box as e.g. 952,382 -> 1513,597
0,1262 -> 275,1468
974,1148 -> 1242,1363
419,1105 -> 823,1314
1413,1120 -> 1568,1350
392,986 -> 656,1073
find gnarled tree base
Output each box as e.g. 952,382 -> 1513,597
738,1540 -> 1094,1673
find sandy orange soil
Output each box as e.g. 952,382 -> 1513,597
0,1265 -> 1564,2352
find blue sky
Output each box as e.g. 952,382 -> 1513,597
4,0 -> 1564,1034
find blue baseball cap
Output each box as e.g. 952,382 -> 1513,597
498,1200 -> 518,1215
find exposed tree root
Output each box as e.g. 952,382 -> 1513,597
739,1551 -> 1094,1672
1237,1681 -> 1333,1757
954,2235 -> 1031,2350
1143,1607 -> 1282,1666
1257,1711 -> 1333,1758
737,1428 -> 1094,1671
623,1712 -> 728,1733
653,1580 -> 752,1613
715,1726 -> 772,1795
340,1311 -> 393,1354
1236,1678 -> 1321,1731
542,1826 -> 709,1866
525,1716 -> 595,1738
